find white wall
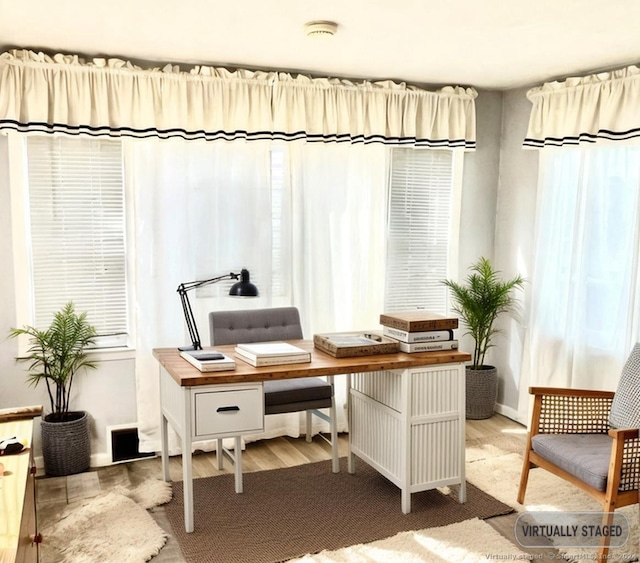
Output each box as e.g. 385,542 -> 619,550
459,89 -> 503,271
492,86 -> 540,422
456,86 -> 541,422
455,89 -> 504,358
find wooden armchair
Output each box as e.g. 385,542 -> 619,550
518,344 -> 640,560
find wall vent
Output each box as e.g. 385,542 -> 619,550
107,424 -> 155,464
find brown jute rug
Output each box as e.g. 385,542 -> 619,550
165,458 -> 513,563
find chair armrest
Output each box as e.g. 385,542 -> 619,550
608,428 -> 640,493
609,428 -> 640,440
529,387 -> 615,399
528,387 -> 614,436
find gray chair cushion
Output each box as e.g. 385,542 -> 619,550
531,433 -> 612,491
609,342 -> 640,429
209,307 -> 303,346
264,378 -> 333,414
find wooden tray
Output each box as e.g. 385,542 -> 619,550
313,332 -> 400,358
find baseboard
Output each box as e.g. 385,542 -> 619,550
494,403 -> 527,426
92,452 -> 116,467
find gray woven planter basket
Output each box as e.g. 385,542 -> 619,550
41,410 -> 91,476
465,366 -> 498,420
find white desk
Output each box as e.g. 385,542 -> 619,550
154,341 -> 470,532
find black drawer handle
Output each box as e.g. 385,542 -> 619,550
216,406 -> 240,413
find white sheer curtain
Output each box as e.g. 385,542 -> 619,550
278,143 -> 389,437
287,143 -> 389,334
518,63 -> 640,419
129,138 -> 390,450
519,145 -> 640,415
127,137 -> 275,453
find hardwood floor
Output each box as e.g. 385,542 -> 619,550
37,415 -> 554,562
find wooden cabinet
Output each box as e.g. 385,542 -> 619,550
0,407 -> 42,563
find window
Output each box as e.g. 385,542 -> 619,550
384,148 -> 461,313
22,136 -> 128,348
269,146 -> 290,303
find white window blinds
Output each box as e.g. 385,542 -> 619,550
25,136 -> 128,347
384,148 -> 455,314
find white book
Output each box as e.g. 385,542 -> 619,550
398,340 -> 459,353
382,326 -> 454,343
234,347 -> 311,367
180,350 -> 236,372
235,341 -> 307,358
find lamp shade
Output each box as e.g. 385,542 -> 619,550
229,268 -> 259,297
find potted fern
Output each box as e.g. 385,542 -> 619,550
442,257 -> 524,419
9,302 -> 97,475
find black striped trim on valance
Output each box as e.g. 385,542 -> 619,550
524,127 -> 640,148
0,120 -> 476,149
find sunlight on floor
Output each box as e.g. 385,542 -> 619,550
501,427 -> 528,435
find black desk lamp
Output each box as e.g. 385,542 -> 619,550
177,268 -> 259,351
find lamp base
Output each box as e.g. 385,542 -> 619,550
178,345 -> 201,352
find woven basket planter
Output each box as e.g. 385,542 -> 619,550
41,410 -> 91,476
465,366 -> 498,420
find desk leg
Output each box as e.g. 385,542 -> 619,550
160,412 -> 170,482
180,391 -> 194,533
456,482 -> 467,504
400,370 -> 411,514
182,435 -> 194,532
234,436 -> 243,493
346,374 -> 356,474
401,489 -> 412,514
328,375 -> 339,473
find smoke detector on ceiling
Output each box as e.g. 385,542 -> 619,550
304,21 -> 338,38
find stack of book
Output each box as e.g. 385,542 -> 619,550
180,350 -> 236,372
379,311 -> 459,353
234,341 -> 311,367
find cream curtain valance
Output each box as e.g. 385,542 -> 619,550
524,64 -> 640,148
0,49 -> 477,149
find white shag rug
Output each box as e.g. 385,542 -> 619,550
466,451 -> 640,562
43,479 -> 172,563
288,517 -> 528,562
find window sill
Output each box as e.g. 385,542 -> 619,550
87,347 -> 136,362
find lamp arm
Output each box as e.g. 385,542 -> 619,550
178,272 -> 240,293
176,272 -> 240,351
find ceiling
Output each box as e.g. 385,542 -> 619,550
1,0 -> 640,90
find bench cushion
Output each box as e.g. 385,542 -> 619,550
264,378 -> 332,414
531,433 -> 612,491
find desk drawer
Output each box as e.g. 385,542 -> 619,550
193,386 -> 263,438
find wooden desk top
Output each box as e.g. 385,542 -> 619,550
153,340 -> 471,387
